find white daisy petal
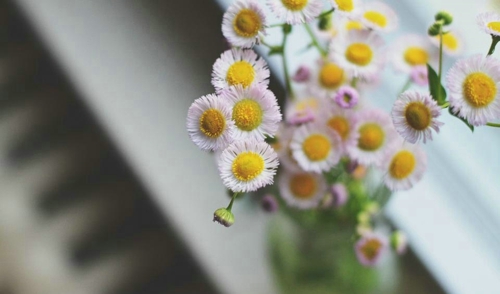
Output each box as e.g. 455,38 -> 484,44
279,170 -> 327,209
477,11 -> 500,37
330,0 -> 361,17
308,59 -> 348,99
381,141 -> 427,191
430,28 -> 465,56
222,0 -> 267,48
359,1 -> 398,33
267,0 -> 324,25
390,34 -> 437,74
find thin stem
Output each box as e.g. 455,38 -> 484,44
487,36 -> 500,56
318,8 -> 335,19
226,192 -> 239,212
486,122 -> 500,128
438,28 -> 444,103
269,23 -> 285,28
399,78 -> 412,94
440,101 -> 449,108
260,39 -> 274,49
281,30 -> 295,99
304,23 -> 328,57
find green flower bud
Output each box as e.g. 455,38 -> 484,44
357,211 -> 370,224
213,208 -> 235,227
318,14 -> 332,31
364,202 -> 380,215
283,24 -> 292,34
428,22 -> 442,36
435,11 -> 453,25
390,230 -> 408,254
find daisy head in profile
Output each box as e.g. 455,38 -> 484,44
186,94 -> 234,151
212,48 -> 269,94
446,54 -> 500,126
391,90 -> 443,144
218,139 -> 279,193
267,0 -> 323,25
222,0 -> 267,48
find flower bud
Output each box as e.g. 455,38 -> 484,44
318,14 -> 332,31
390,231 -> 408,255
261,194 -> 279,213
428,22 -> 442,36
292,65 -> 311,83
331,183 -> 349,208
435,11 -> 453,25
357,211 -> 370,224
213,208 -> 235,227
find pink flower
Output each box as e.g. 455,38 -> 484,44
410,65 -> 428,87
355,233 -> 387,267
292,65 -> 311,83
333,86 -> 359,109
331,183 -> 348,207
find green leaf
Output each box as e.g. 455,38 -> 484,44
426,64 -> 447,103
448,107 -> 474,132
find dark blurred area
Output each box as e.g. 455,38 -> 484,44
0,1 -> 216,293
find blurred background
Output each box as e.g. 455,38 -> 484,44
0,0 -> 498,293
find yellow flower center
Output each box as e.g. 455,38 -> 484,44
389,150 -> 416,180
345,43 -> 373,66
295,97 -> 319,112
404,47 -> 429,66
290,173 -> 317,199
405,102 -> 431,131
487,21 -> 500,33
442,33 -> 458,51
361,239 -> 383,261
334,0 -> 354,12
281,0 -> 308,11
463,72 -> 497,107
358,123 -> 384,151
346,20 -> 363,31
319,63 -> 344,89
328,116 -> 350,140
232,152 -> 265,182
233,9 -> 261,37
232,99 -> 263,131
199,108 -> 226,138
302,134 -> 331,161
363,11 -> 387,28
226,61 -> 255,87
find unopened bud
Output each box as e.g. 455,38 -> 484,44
213,208 -> 235,227
435,11 -> 453,25
428,22 -> 442,36
318,14 -> 332,31
331,183 -> 349,208
261,194 -> 279,213
390,231 -> 408,255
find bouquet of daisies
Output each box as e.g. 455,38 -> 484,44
186,0 -> 500,267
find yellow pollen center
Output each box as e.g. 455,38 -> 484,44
405,102 -> 431,130
302,134 -> 331,161
442,33 -> 458,51
488,21 -> 500,33
232,99 -> 263,131
319,63 -> 344,89
389,150 -> 416,180
281,0 -> 308,11
358,123 -> 384,151
232,152 -> 265,182
328,116 -> 350,140
233,9 -> 261,37
335,0 -> 354,12
290,173 -> 317,199
296,97 -> 319,112
346,43 -> 373,66
346,20 -> 363,31
361,239 -> 383,261
404,47 -> 429,66
226,61 -> 255,87
363,11 -> 387,28
463,72 -> 497,107
199,108 -> 226,138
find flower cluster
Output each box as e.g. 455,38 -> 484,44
186,0 -> 500,267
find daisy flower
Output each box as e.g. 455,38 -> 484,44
290,123 -> 342,173
355,233 -> 387,267
279,170 -> 327,209
359,1 -> 398,33
316,15 -> 365,41
381,141 -> 427,191
348,109 -> 396,166
321,106 -> 358,151
212,48 -> 270,94
292,65 -> 311,83
391,90 -> 443,144
285,95 -> 322,125
431,29 -> 464,56
221,84 -> 282,141
222,0 -> 267,48
477,11 -> 500,37
330,30 -> 385,80
446,54 -> 500,126
275,125 -> 303,173
309,60 -> 347,99
330,0 -> 361,17
333,85 -> 359,109
390,34 -> 436,74
267,0 -> 323,25
186,94 -> 235,151
218,139 -> 279,193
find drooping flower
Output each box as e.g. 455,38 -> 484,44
359,1 -> 398,33
267,0 -> 323,25
290,123 -> 343,173
446,54 -> 500,126
222,0 -> 267,48
218,139 -> 279,192
221,84 -> 282,141
390,34 -> 436,74
279,170 -> 327,209
477,11 -> 500,37
391,90 -> 443,144
381,141 -> 427,191
212,48 -> 270,94
355,233 -> 387,267
186,94 -> 235,151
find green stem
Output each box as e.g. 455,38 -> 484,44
281,29 -> 295,99
400,78 -> 412,94
487,36 -> 500,56
438,28 -> 444,103
351,77 -> 358,88
318,8 -> 335,19
269,23 -> 285,28
440,101 -> 449,108
226,192 -> 239,212
486,122 -> 500,128
260,39 -> 274,49
304,23 -> 328,57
